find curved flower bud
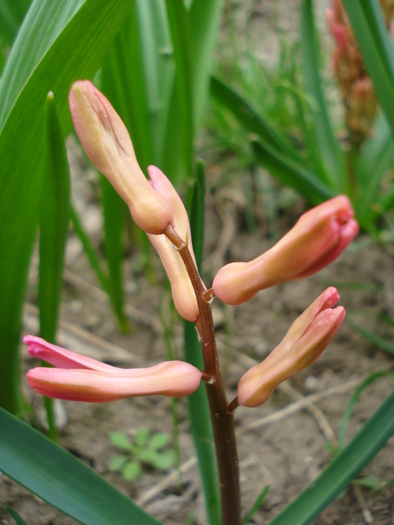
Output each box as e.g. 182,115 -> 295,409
212,196 -> 358,305
69,81 -> 173,234
237,287 -> 345,408
25,336 -> 202,403
146,165 -> 201,322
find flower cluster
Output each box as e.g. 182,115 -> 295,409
327,0 -> 394,146
26,81 -> 359,409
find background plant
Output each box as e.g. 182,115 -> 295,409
108,428 -> 175,481
209,0 -> 394,234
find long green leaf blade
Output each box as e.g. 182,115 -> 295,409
338,370 -> 394,448
267,389 -> 394,525
210,75 -> 301,161
39,92 -> 70,343
347,317 -> 394,355
0,407 -> 162,525
99,175 -> 129,332
243,485 -> 270,525
39,91 -> 72,439
100,4 -> 163,330
0,0 -> 31,46
4,506 -> 28,525
188,160 -> 206,266
342,0 -> 394,136
133,0 -> 174,165
69,205 -> 111,294
0,0 -> 133,413
101,4 -> 155,170
252,140 -> 334,204
300,0 -> 343,186
162,0 -> 194,182
189,0 -> 223,131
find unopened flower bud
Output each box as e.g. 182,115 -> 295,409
146,165 -> 201,322
69,81 -> 173,234
25,336 -> 202,402
212,196 -> 358,305
237,287 -> 345,407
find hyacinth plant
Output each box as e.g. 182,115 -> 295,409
21,81 -> 361,525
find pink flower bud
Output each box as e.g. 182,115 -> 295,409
237,287 -> 345,407
25,336 -> 202,402
146,165 -> 201,322
212,196 -> 358,305
69,81 -> 174,235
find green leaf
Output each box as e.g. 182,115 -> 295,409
267,389 -> 394,525
69,205 -> 111,295
342,0 -> 394,137
162,0 -> 193,182
187,160 -> 206,267
137,448 -> 156,462
99,1 -> 175,312
0,0 -> 31,46
147,450 -> 174,470
338,370 -> 394,449
379,184 -> 394,214
0,407 -> 162,524
39,91 -> 71,439
210,75 -> 301,161
108,455 -> 128,472
122,460 -> 142,480
149,432 -> 170,450
101,3 -> 157,170
109,432 -> 133,451
352,476 -> 385,492
242,485 -> 270,525
357,114 -> 393,200
135,427 -> 150,448
99,175 -> 129,332
189,0 -> 223,131
347,317 -> 394,355
101,0 -> 189,168
0,0 -> 134,414
39,92 -> 71,343
252,139 -> 334,204
300,0 -> 343,187
4,506 -> 29,525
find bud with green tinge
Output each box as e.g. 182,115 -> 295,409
69,81 -> 173,235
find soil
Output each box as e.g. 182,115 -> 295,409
1,1 -> 394,524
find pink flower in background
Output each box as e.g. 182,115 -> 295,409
25,336 -> 202,403
237,288 -> 345,408
69,81 -> 173,235
212,196 -> 358,305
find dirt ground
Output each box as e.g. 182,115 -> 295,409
1,0 -> 394,524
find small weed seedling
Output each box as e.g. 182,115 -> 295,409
108,428 -> 175,480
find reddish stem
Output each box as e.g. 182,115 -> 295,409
165,227 -> 241,525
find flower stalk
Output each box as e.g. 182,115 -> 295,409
164,225 -> 241,525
